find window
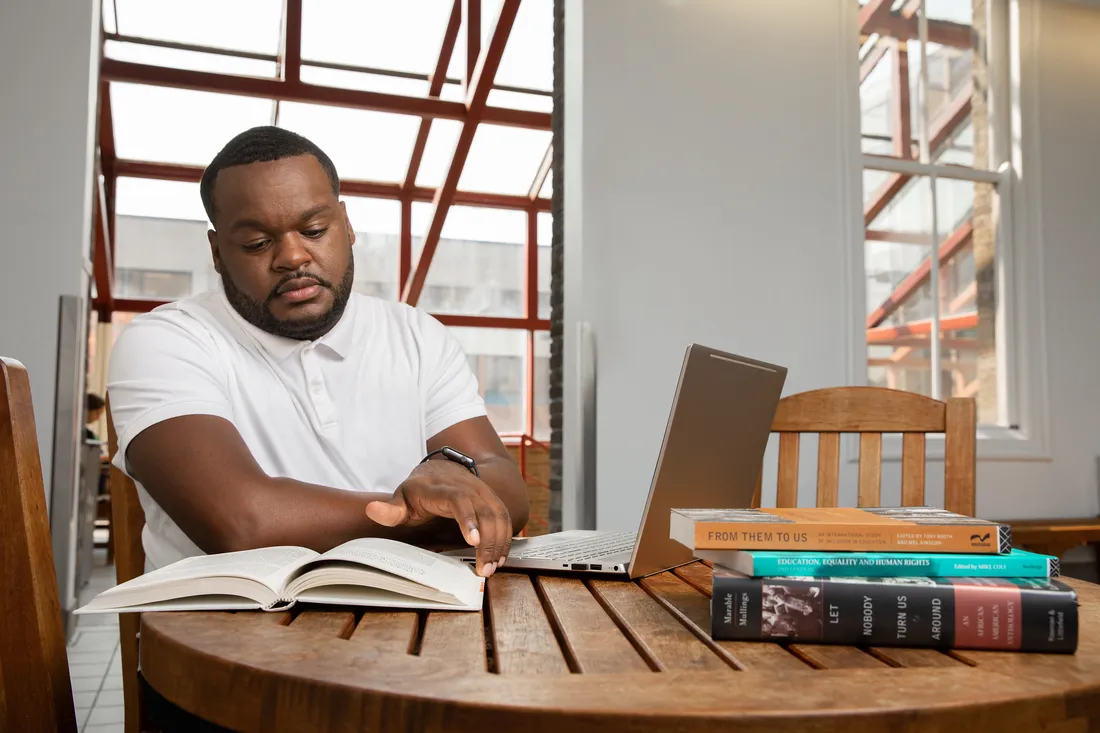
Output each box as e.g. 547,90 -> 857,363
115,268 -> 193,300
858,0 -> 1009,428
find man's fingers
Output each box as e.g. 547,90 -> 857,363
447,495 -> 481,551
365,495 -> 408,527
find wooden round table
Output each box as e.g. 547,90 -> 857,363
140,562 -> 1100,732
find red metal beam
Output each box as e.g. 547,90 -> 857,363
282,0 -> 302,84
92,175 -> 114,318
101,58 -> 549,130
405,0 -> 462,190
524,209 -> 538,437
113,159 -> 550,212
463,0 -> 481,93
860,39 -> 890,85
98,78 -> 118,268
859,0 -> 893,33
865,221 -> 974,329
865,228 -> 930,245
402,0 -> 521,306
529,143 -> 553,200
891,40 -> 912,159
866,313 -> 978,343
864,15 -> 973,49
399,198 -> 412,290
864,83 -> 972,226
99,296 -> 552,332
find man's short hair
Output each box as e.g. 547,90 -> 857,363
199,126 -> 341,224
86,393 -> 105,412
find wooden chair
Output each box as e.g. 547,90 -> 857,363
0,358 -> 78,732
105,397 -> 149,733
750,386 -> 976,515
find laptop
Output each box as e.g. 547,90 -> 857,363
446,343 -> 787,579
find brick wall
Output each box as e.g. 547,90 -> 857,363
548,0 -> 564,533
505,443 -> 551,536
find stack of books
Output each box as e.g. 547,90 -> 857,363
669,506 -> 1079,654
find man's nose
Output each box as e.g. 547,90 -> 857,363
272,233 -> 313,271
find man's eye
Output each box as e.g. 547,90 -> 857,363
303,227 -> 328,239
242,239 -> 270,251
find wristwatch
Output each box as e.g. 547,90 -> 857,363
420,446 -> 479,477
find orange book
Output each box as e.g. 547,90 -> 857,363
670,506 -> 1011,554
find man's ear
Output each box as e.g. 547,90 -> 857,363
341,201 -> 356,247
208,229 -> 222,274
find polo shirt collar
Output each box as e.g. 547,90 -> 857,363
216,287 -> 357,363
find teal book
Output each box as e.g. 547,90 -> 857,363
699,548 -> 1058,578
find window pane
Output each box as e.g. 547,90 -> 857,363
533,330 -> 550,440
114,215 -> 217,299
105,40 -> 278,77
486,89 -> 554,113
450,327 -> 526,434
459,124 -> 552,195
495,0 -> 552,90
303,0 -> 454,76
412,205 -> 525,318
537,212 -> 551,320
103,0 -> 118,34
344,197 -> 400,301
115,0 -> 282,55
116,177 -> 208,222
115,268 -> 193,299
111,83 -> 273,166
300,65 -> 429,97
938,178 -> 1000,425
415,120 -> 463,189
278,103 -> 420,182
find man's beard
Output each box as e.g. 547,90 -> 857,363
221,258 -> 355,341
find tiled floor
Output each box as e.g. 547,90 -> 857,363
68,548 -> 123,733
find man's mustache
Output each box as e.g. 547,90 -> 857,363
267,272 -> 333,301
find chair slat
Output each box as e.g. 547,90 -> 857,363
773,386 -> 946,432
776,433 -> 799,507
901,433 -> 926,506
857,433 -> 882,507
944,398 -> 976,516
816,433 -> 840,507
750,461 -> 762,509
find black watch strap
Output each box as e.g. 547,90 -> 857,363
421,446 -> 479,477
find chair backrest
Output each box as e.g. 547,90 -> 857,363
0,358 -> 78,732
104,397 -> 147,733
750,386 -> 976,516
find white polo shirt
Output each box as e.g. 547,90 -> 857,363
106,287 -> 486,571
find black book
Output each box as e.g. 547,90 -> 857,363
712,567 -> 1078,653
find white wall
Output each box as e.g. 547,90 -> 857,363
564,0 -> 1100,531
0,0 -> 99,496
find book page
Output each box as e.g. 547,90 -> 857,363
100,546 -> 318,597
310,538 -> 480,597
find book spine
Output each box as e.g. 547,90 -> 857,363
740,553 -> 1053,578
692,521 -> 1010,554
711,575 -> 1078,653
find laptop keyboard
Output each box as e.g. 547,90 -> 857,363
513,531 -> 637,561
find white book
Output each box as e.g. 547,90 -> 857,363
76,538 -> 484,614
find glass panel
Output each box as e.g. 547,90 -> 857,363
539,167 -> 553,198
105,40 -> 278,77
115,0 -> 282,54
533,330 -> 550,440
303,0 -> 454,76
299,65 -> 429,97
537,212 -> 551,320
449,327 -> 526,434
938,178 -> 1000,425
103,0 -> 118,34
865,176 -> 935,397
415,119 -> 463,189
412,204 -> 525,318
495,0 -> 552,90
344,197 -> 400,301
116,178 -> 208,222
115,268 -> 193,299
114,214 -> 217,298
459,124 -> 552,195
111,83 -> 273,166
277,103 -> 420,182
485,89 -> 554,113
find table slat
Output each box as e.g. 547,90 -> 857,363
787,644 -> 886,669
419,612 -> 485,673
590,580 -> 731,672
488,573 -> 570,675
250,611 -> 291,626
869,647 -> 967,668
536,576 -> 650,674
349,612 -> 418,654
640,572 -> 809,671
289,610 -> 355,639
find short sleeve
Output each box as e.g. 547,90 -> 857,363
106,309 -> 234,476
416,310 -> 487,437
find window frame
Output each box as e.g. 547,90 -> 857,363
845,0 -> 1051,462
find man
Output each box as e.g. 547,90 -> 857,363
107,126 -> 529,586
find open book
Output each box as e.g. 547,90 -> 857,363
75,538 -> 485,614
